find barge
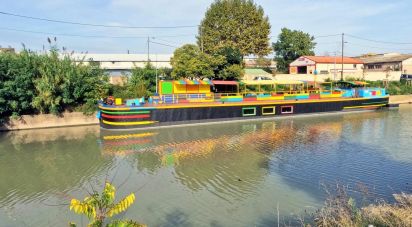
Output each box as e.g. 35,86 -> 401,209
98,80 -> 389,130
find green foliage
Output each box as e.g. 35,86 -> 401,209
273,28 -> 316,73
171,44 -> 244,80
0,45 -> 109,123
198,0 -> 271,56
69,182 -> 144,227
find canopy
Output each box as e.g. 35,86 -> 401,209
241,80 -> 304,85
175,79 -> 212,85
275,80 -> 304,85
212,80 -> 239,86
241,80 -> 277,85
336,81 -> 369,86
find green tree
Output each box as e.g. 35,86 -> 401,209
198,0 -> 271,57
171,44 -> 225,79
273,28 -> 316,73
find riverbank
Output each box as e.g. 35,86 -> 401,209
0,112 -> 98,131
389,94 -> 412,104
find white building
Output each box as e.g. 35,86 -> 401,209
71,53 -> 172,84
289,56 -> 364,77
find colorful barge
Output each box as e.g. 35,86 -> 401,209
98,80 -> 389,130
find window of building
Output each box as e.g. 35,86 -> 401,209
353,64 -> 357,69
375,64 -> 382,69
262,106 -> 276,115
242,107 -> 256,116
281,106 -> 293,114
320,70 -> 329,74
368,65 -> 374,69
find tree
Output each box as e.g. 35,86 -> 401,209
198,0 -> 271,57
170,44 -> 225,79
273,28 -> 316,73
171,44 -> 245,80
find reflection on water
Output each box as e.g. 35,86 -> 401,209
0,107 -> 412,226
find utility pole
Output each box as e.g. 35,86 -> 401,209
147,36 -> 150,62
341,33 -> 344,81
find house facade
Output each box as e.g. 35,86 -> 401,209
289,56 -> 363,78
358,53 -> 412,75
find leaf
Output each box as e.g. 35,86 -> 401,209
107,193 -> 136,217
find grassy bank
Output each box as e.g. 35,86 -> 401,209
312,189 -> 412,226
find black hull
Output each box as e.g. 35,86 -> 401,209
99,97 -> 389,130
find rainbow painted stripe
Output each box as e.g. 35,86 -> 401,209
103,132 -> 157,140
102,120 -> 157,126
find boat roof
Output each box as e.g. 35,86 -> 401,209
212,80 -> 239,85
173,79 -> 212,85
336,81 -> 369,86
241,80 -> 304,85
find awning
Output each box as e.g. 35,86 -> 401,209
212,80 -> 239,86
275,80 -> 304,85
241,80 -> 277,85
241,80 -> 303,85
175,79 -> 212,85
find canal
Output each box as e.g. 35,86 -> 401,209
0,106 -> 411,226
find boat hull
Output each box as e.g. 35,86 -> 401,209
99,97 -> 389,130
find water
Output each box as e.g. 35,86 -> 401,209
0,106 -> 411,226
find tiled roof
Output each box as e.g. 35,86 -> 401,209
303,56 -> 363,64
358,54 -> 412,64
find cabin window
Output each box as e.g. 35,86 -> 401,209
281,106 -> 293,114
242,107 -> 256,116
262,106 -> 276,115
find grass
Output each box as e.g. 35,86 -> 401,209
311,186 -> 412,227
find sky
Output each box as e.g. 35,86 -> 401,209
1,0 -> 412,56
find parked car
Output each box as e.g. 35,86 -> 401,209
400,74 -> 412,82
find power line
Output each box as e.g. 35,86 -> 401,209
346,34 -> 412,45
149,40 -> 178,48
0,27 -> 196,39
0,11 -> 198,29
346,41 -> 412,52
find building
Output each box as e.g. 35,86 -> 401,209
289,56 -> 363,78
70,53 -> 172,84
358,53 -> 412,75
0,47 -> 15,53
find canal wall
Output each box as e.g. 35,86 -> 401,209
389,95 -> 412,104
0,112 -> 98,131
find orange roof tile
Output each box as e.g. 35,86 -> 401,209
303,56 -> 363,64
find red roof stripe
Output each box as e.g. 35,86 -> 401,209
303,56 -> 363,64
212,80 -> 239,85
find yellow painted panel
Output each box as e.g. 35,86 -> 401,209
173,84 -> 186,94
115,98 -> 122,105
199,84 -> 211,93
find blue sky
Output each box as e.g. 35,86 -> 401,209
1,0 -> 412,56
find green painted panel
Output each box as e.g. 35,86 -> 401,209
161,82 -> 173,94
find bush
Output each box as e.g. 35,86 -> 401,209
0,46 -> 109,122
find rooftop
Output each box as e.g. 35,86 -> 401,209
357,53 -> 412,64
303,56 -> 363,64
70,53 -> 173,62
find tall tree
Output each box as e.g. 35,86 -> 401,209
170,44 -> 225,79
273,28 -> 316,73
198,0 -> 271,57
